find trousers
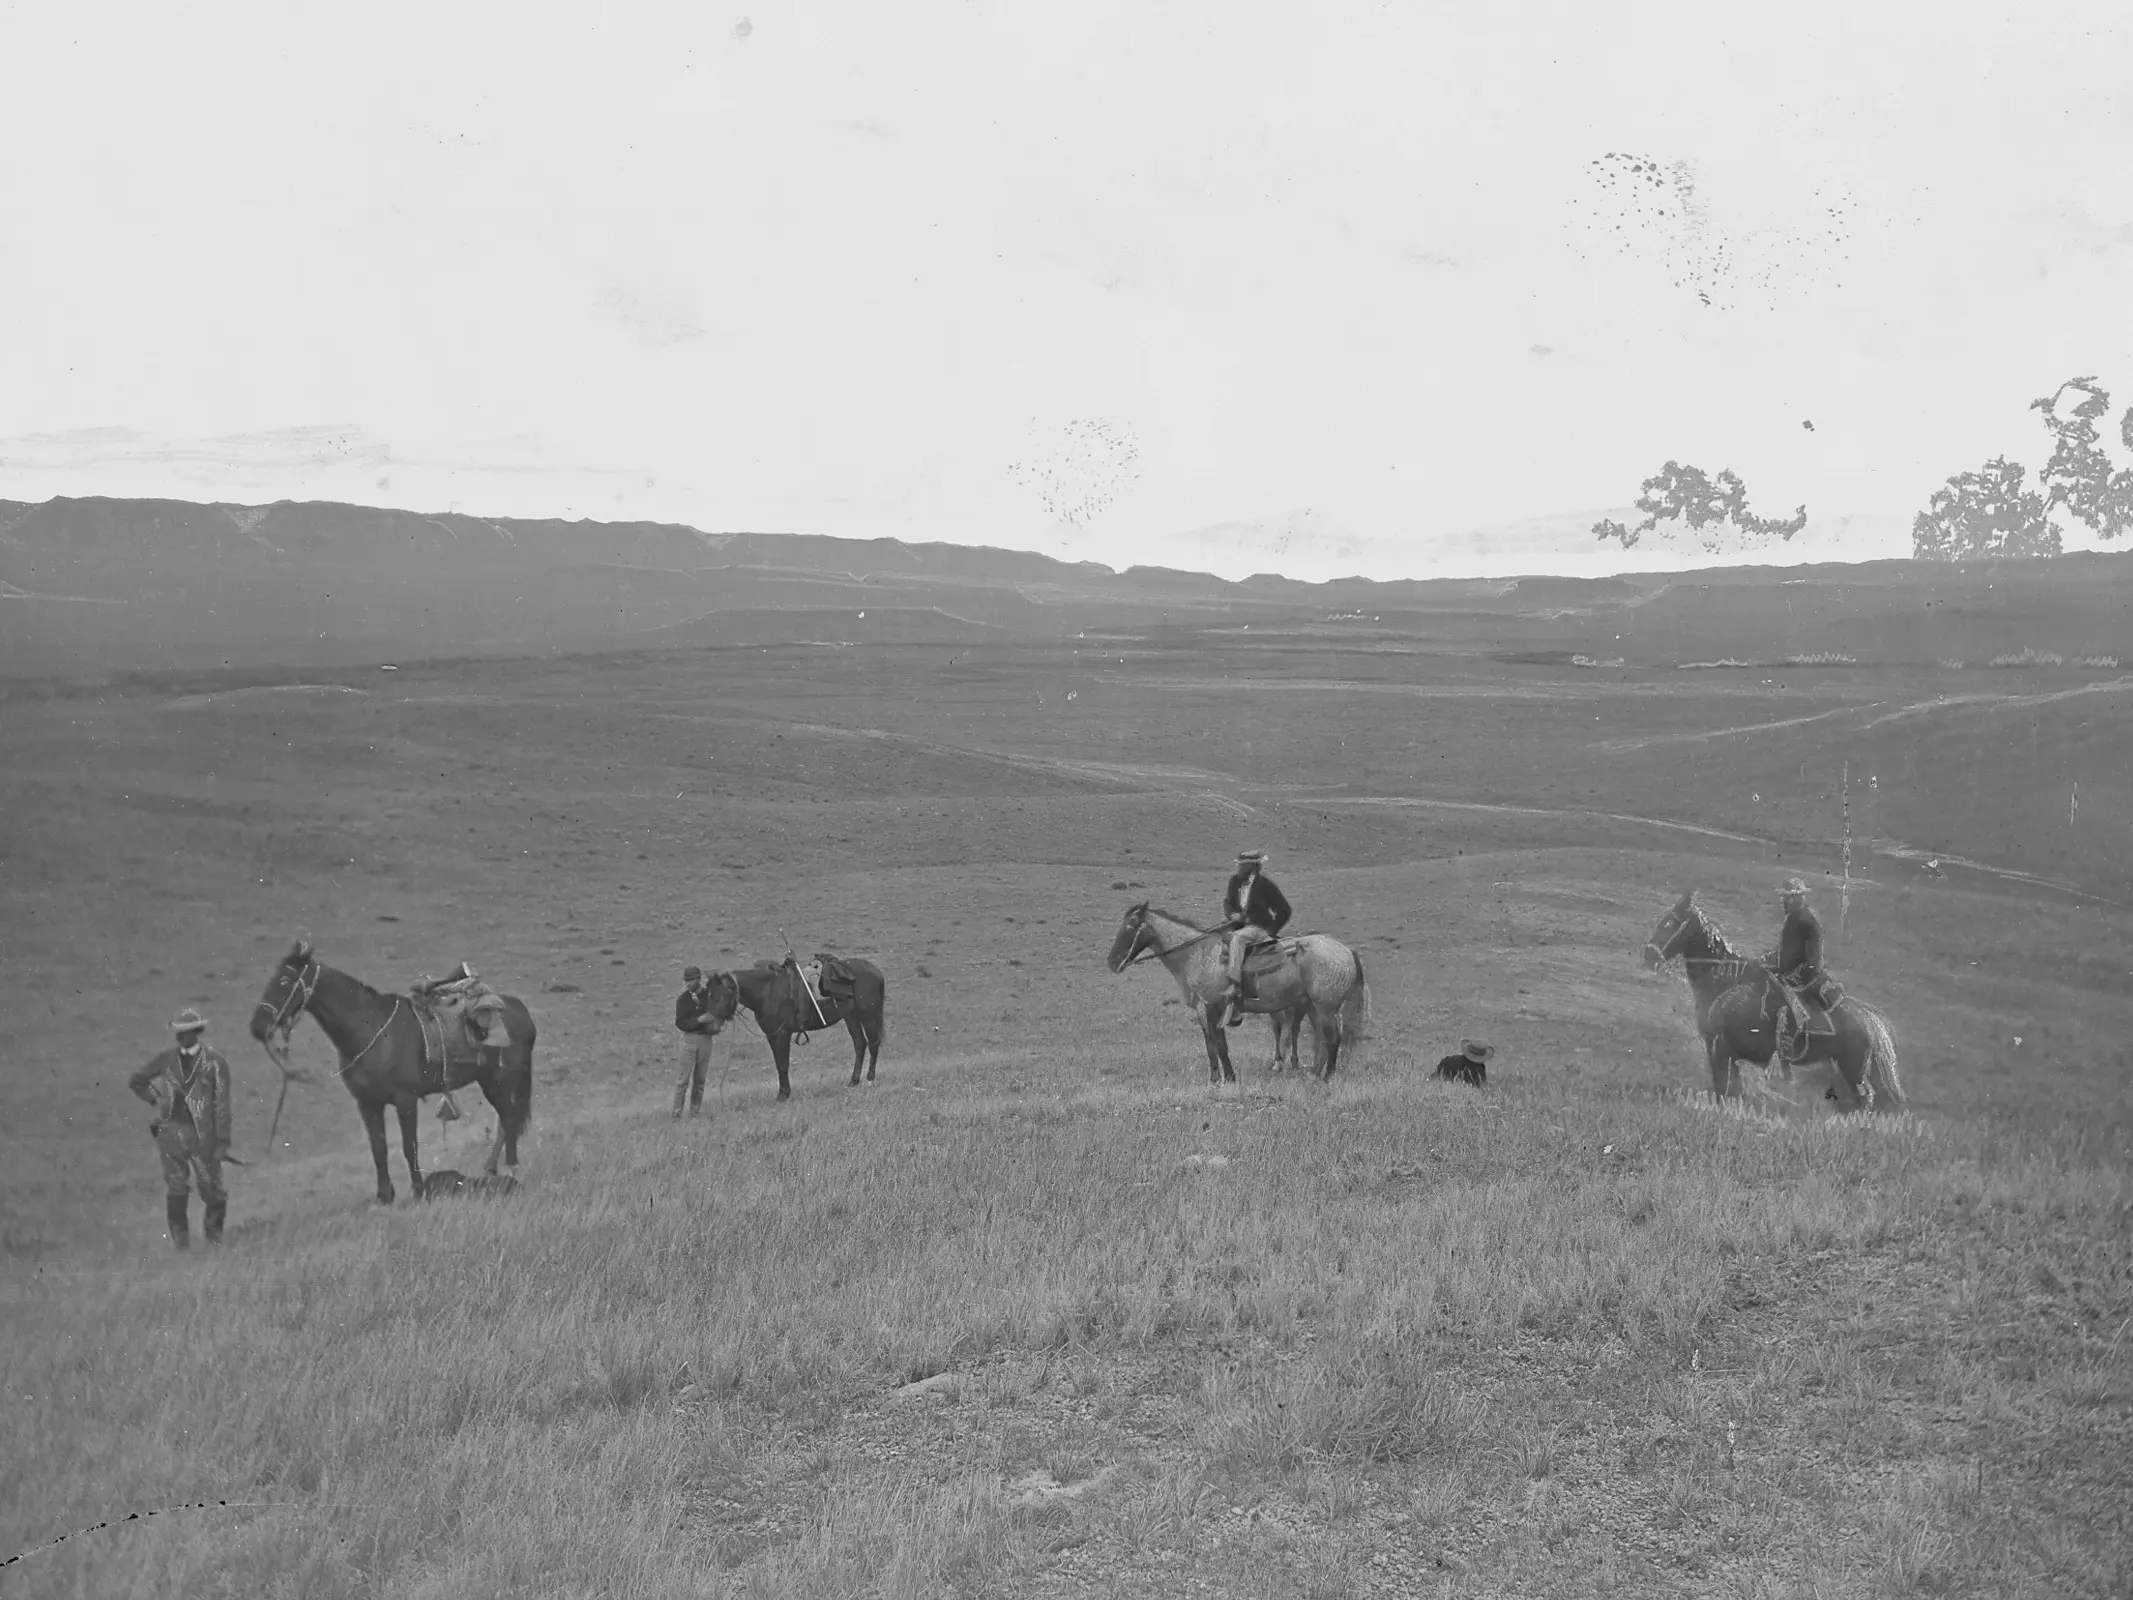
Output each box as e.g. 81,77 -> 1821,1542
156,1119 -> 226,1202
674,1033 -> 716,1114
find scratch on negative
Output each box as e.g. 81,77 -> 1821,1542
4,1502 -> 313,1568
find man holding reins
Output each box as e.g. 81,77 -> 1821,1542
1218,849 -> 1292,1027
128,1007 -> 233,1249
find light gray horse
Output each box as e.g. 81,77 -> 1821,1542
1107,902 -> 1370,1084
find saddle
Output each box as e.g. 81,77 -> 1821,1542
1773,978 -> 1844,1062
408,984 -> 506,1087
781,953 -> 855,1038
1233,937 -> 1306,1000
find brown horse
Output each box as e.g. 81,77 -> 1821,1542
723,956 -> 886,1100
1642,892 -> 1905,1112
250,941 -> 536,1203
1107,903 -> 1369,1085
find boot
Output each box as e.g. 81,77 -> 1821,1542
165,1194 -> 190,1251
203,1199 -> 226,1244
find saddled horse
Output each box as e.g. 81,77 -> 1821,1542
250,940 -> 537,1202
721,955 -> 886,1100
1107,903 -> 1370,1084
1643,891 -> 1905,1112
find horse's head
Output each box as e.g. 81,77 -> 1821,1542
252,939 -> 320,1065
1643,891 -> 1699,970
1107,902 -> 1154,973
700,971 -> 741,1033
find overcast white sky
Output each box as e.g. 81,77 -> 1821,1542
3,1 -> 2129,579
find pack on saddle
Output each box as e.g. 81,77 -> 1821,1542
782,951 -> 858,1039
1765,880 -> 1846,1062
410,961 -> 512,1088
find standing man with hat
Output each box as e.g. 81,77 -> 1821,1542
673,966 -> 721,1118
128,1008 -> 233,1249
1769,877 -> 1826,1035
1218,850 -> 1293,1027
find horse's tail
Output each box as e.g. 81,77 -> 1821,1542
1858,1004 -> 1904,1110
1339,950 -> 1371,1052
510,997 -> 536,1135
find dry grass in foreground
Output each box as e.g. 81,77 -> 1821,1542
4,1056 -> 2130,1599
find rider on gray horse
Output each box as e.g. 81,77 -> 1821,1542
1219,850 -> 1293,1027
1767,877 -> 1828,1036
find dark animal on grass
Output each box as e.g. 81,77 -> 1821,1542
1107,903 -> 1369,1085
722,956 -> 886,1100
250,941 -> 536,1203
1642,891 -> 1904,1112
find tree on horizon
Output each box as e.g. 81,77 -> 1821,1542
1592,461 -> 1807,551
1911,456 -> 2060,561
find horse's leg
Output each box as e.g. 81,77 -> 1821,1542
475,1071 -> 513,1174
868,1011 -> 883,1080
772,1030 -> 793,1101
357,1097 -> 395,1204
845,1014 -> 866,1087
1316,1004 -> 1341,1081
1706,1036 -> 1732,1102
1199,1005 -> 1226,1085
396,1098 -> 423,1195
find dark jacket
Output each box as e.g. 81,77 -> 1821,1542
675,985 -> 718,1035
1773,905 -> 1825,986
1433,1053 -> 1485,1087
1222,870 -> 1292,934
129,1046 -> 233,1149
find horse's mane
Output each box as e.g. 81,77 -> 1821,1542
1142,906 -> 1209,933
288,945 -> 419,1007
1689,903 -> 1758,967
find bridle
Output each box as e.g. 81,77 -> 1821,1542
1116,906 -> 1233,969
256,955 -> 321,1055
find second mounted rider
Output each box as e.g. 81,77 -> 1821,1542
1766,877 -> 1829,1036
1219,849 -> 1293,1026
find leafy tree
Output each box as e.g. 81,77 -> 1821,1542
1910,456 -> 2060,561
2030,376 -> 2133,542
1593,461 -> 1807,550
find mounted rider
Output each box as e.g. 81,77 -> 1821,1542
1219,850 -> 1292,1026
413,960 -> 512,1050
1766,878 -> 1829,1036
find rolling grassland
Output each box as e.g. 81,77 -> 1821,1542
3,640 -> 2129,1597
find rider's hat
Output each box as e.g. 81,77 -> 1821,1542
1778,877 -> 1810,898
683,965 -> 703,982
1236,849 -> 1268,865
170,1007 -> 208,1035
1459,1038 -> 1494,1063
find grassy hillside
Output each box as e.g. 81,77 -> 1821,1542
2,638 -> 2128,1596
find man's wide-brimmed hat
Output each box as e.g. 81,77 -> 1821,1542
170,1007 -> 208,1035
1778,877 -> 1810,897
1236,849 -> 1268,864
1460,1038 -> 1494,1062
683,965 -> 703,982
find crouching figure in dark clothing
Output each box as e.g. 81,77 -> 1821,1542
1433,1038 -> 1493,1087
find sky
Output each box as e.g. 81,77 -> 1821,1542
2,1 -> 2129,581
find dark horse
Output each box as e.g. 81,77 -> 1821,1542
722,956 -> 886,1100
250,941 -> 537,1202
1643,892 -> 1905,1113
